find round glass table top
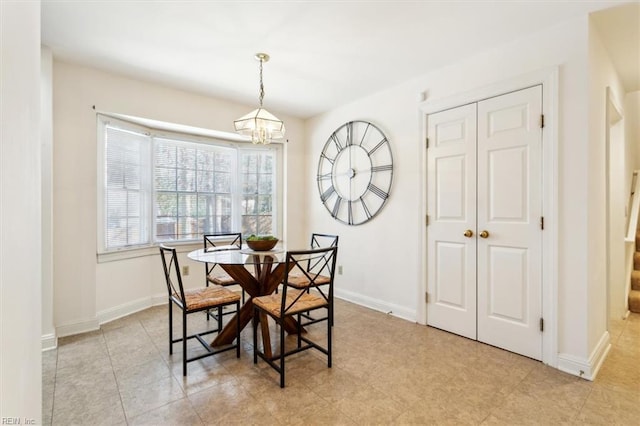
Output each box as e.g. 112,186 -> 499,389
187,245 -> 286,265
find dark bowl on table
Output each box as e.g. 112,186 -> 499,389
246,239 -> 278,251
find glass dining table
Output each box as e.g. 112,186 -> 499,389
187,245 -> 300,358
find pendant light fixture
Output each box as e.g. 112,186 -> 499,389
234,53 -> 285,144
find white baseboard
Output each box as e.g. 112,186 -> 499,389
97,293 -> 167,325
41,333 -> 57,351
335,288 -> 416,322
56,318 -> 100,338
587,331 -> 612,380
55,294 -> 167,338
557,331 -> 611,381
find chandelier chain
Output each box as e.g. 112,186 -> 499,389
258,58 -> 265,107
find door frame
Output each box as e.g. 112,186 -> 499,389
418,67 -> 559,368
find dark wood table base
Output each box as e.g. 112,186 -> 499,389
211,256 -> 301,359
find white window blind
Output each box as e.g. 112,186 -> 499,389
104,125 -> 151,248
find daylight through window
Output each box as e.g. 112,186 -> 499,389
99,115 -> 280,252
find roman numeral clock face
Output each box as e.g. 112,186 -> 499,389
317,121 -> 393,225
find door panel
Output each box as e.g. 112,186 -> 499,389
487,146 -> 529,221
426,86 -> 542,360
487,245 -> 528,322
427,104 -> 477,340
477,86 -> 542,360
434,242 -> 468,308
436,155 -> 467,220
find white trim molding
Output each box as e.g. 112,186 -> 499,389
335,289 -> 416,323
41,333 -> 57,351
56,318 -> 100,338
55,294 -> 168,338
557,331 -> 611,381
97,293 -> 166,325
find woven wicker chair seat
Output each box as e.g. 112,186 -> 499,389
253,290 -> 327,318
179,286 -> 240,311
286,273 -> 331,289
206,272 -> 237,286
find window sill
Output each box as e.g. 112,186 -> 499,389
97,241 -> 200,263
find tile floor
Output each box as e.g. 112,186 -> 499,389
43,299 -> 640,425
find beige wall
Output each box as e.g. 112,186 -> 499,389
1,0 -> 42,419
588,19 -> 627,345
626,91 -> 640,171
51,61 -> 307,334
305,15 -> 609,377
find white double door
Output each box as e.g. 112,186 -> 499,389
426,86 -> 543,360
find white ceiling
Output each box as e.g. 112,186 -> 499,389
41,0 -> 639,119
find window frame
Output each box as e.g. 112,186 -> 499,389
96,114 -> 283,261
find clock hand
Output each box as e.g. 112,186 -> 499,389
333,168 -> 357,178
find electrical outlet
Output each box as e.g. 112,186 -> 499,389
338,265 -> 343,275
182,265 -> 189,276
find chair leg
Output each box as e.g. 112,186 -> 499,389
236,301 -> 240,359
330,290 -> 334,326
217,306 -> 223,332
327,307 -> 332,368
252,308 -> 258,364
168,301 -> 173,355
182,311 -> 187,376
297,313 -> 302,349
280,318 -> 285,388
205,281 -> 210,321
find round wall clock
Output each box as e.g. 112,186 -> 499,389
317,120 -> 393,225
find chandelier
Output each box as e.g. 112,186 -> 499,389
234,53 -> 285,144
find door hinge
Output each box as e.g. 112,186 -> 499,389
426,137 -> 429,149
540,216 -> 544,230
540,114 -> 545,129
540,317 -> 544,332
425,292 -> 429,303
426,215 -> 429,226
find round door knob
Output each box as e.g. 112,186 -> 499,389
464,229 -> 473,238
479,230 -> 490,238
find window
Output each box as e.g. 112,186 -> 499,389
98,115 -> 281,253
240,151 -> 275,235
154,137 -> 236,241
104,125 -> 150,248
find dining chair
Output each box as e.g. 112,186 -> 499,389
285,233 -> 339,326
252,246 -> 338,387
203,233 -> 244,322
310,233 -> 339,250
159,244 -> 240,376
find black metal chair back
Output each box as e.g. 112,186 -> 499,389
159,244 -> 186,306
307,233 -> 338,274
281,246 -> 338,316
203,232 -> 242,277
310,233 -> 339,248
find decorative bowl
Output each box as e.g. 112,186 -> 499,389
246,238 -> 278,251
